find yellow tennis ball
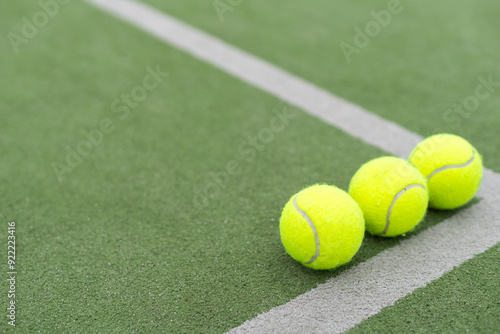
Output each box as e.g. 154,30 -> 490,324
348,157 -> 428,237
409,134 -> 483,210
279,184 -> 365,270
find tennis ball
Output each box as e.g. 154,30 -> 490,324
279,184 -> 365,270
348,157 -> 428,237
409,134 -> 482,210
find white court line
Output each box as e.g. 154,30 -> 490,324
84,0 -> 422,158
82,0 -> 500,332
229,169 -> 500,333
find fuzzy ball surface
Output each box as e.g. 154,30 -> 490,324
409,134 -> 483,210
279,184 -> 365,270
349,157 -> 428,237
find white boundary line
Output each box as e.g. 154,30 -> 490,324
82,0 -> 500,332
84,0 -> 422,158
229,169 -> 500,333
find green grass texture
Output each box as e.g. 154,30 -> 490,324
1,0 -> 498,332
143,0 -> 500,172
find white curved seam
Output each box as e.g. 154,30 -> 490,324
383,184 -> 426,235
293,195 -> 320,264
427,150 -> 475,181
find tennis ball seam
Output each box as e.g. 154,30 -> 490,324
293,195 -> 320,264
427,150 -> 476,180
383,183 -> 426,235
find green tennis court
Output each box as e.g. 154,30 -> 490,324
2,0 -> 499,332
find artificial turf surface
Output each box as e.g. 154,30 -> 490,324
348,243 -> 500,334
1,0 -> 499,332
143,0 -> 500,172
